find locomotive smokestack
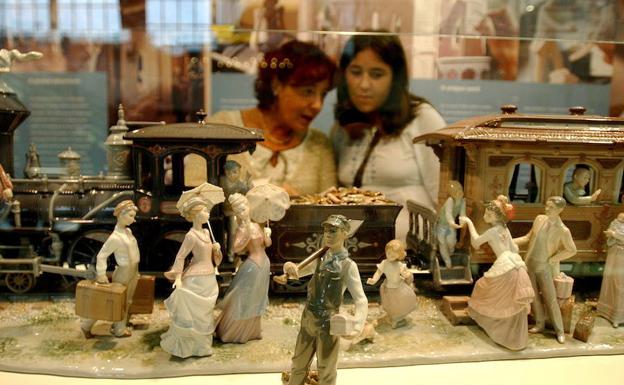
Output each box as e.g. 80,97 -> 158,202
104,104 -> 132,179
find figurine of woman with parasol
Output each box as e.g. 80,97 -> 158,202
215,183 -> 290,343
160,183 -> 224,358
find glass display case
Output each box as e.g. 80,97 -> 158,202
1,1 -> 624,383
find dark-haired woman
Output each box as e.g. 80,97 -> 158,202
331,33 -> 445,241
209,40 -> 337,196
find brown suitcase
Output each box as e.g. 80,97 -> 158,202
129,275 -> 155,315
573,310 -> 596,343
75,280 -> 127,322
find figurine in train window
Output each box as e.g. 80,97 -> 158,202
563,165 -> 601,205
508,162 -> 541,203
80,200 -> 140,338
436,180 -> 466,268
367,239 -> 417,328
597,212 -> 624,328
459,195 -> 535,351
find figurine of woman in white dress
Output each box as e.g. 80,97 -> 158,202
459,195 -> 534,351
598,212 -> 624,328
160,197 -> 222,358
215,193 -> 272,343
367,240 -> 417,328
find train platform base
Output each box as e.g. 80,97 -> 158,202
0,292 -> 623,378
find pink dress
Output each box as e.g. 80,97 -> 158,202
215,222 -> 271,343
468,250 -> 534,351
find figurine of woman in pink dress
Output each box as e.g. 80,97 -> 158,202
459,195 -> 535,350
160,197 -> 223,358
367,240 -> 417,328
215,193 -> 272,343
598,212 -> 624,328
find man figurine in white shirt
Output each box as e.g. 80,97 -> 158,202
514,196 -> 576,343
283,214 -> 368,385
81,200 -> 140,338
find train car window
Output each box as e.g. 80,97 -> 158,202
137,150 -> 154,191
508,163 -> 541,203
183,154 -> 207,187
163,152 -> 208,198
563,164 -> 596,205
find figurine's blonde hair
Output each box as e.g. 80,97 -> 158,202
180,197 -> 208,221
228,193 -> 249,216
385,239 -> 406,261
113,200 -> 137,217
448,180 -> 463,194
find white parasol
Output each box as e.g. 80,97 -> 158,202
176,182 -> 225,241
246,183 -> 291,223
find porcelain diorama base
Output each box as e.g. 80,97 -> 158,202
0,292 -> 623,379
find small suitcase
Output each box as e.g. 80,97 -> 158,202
129,275 -> 156,315
573,310 -> 596,343
75,280 -> 127,322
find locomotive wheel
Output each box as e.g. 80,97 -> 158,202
67,231 -> 112,271
5,273 -> 35,294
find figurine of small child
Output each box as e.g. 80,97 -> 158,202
597,212 -> 624,328
436,180 -> 466,268
367,240 -> 417,328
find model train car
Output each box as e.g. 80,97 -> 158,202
407,105 -> 624,288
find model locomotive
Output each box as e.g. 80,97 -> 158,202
0,107 -> 401,293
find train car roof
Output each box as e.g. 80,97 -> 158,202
125,122 -> 264,142
414,106 -> 624,146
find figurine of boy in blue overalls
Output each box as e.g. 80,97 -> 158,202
283,214 -> 368,385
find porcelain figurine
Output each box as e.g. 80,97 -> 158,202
367,239 -> 416,328
0,163 -> 13,203
24,143 -> 42,179
0,48 -> 42,72
160,196 -> 223,358
514,196 -> 576,343
597,212 -> 624,328
283,214 -> 368,385
459,195 -> 535,351
220,160 -> 252,262
215,193 -> 271,343
80,200 -> 140,338
436,180 -> 466,268
563,166 -> 601,205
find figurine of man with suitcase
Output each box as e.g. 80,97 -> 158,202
79,200 -> 140,338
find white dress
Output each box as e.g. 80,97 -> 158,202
160,228 -> 219,358
331,103 -> 445,241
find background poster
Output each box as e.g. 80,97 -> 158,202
6,73 -> 108,176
